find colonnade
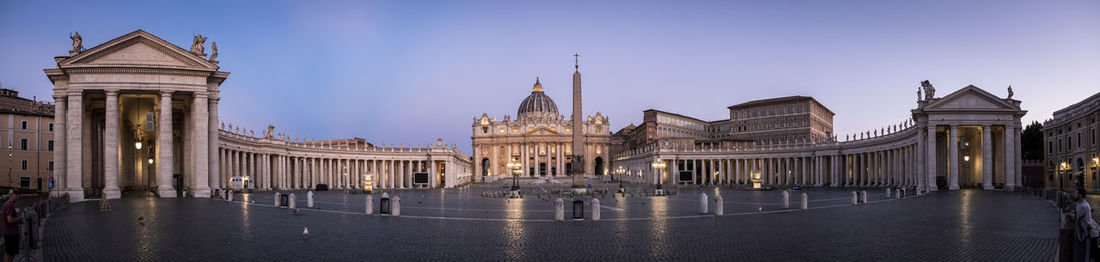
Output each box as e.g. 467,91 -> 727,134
215,148 -> 447,190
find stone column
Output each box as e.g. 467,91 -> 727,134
208,97 -> 219,192
948,125 -> 960,190
103,90 -> 121,199
1006,124 -> 1018,189
926,125 -> 937,190
191,93 -> 210,197
982,125 -> 993,190
156,91 -> 175,197
406,160 -> 413,187
522,143 -> 529,176
66,93 -> 87,200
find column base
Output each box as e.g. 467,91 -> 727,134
983,184 -> 994,190
158,189 -> 178,198
949,185 -> 960,190
58,189 -> 85,202
104,188 -> 121,200
193,188 -> 212,198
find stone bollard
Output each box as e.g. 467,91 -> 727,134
699,193 -> 709,214
592,198 -> 601,221
851,191 -> 858,205
801,193 -> 808,210
860,191 -> 867,203
886,188 -> 892,199
782,191 -> 790,209
228,191 -> 234,202
307,191 -> 315,208
274,192 -> 280,207
554,198 -> 565,221
365,195 -> 373,215
714,194 -> 724,216
392,196 -> 401,217
896,190 -> 901,199
901,188 -> 906,197
288,193 -> 296,209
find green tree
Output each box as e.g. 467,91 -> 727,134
1021,121 -> 1043,160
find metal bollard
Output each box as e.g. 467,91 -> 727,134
392,196 -> 401,217
288,193 -> 296,209
801,193 -> 808,210
714,194 -> 724,216
860,191 -> 867,204
699,193 -> 709,214
851,191 -> 858,205
365,195 -> 373,215
555,198 -> 565,221
307,191 -> 315,208
592,198 -> 601,221
782,191 -> 790,209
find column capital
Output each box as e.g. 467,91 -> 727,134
194,92 -> 209,99
67,90 -> 83,96
105,89 -> 120,96
53,94 -> 67,101
160,90 -> 174,96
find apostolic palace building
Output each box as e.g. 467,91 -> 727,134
44,30 -> 471,201
610,83 -> 1027,191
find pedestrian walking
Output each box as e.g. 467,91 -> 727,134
2,189 -> 24,262
1067,188 -> 1099,262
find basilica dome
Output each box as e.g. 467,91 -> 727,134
517,77 -> 559,119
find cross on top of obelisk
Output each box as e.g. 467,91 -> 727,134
574,52 -> 579,70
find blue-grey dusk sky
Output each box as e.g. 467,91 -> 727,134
2,0 -> 1098,154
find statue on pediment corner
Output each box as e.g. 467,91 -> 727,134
190,34 -> 208,57
208,41 -> 219,64
917,86 -> 922,101
921,80 -> 935,101
1007,85 -> 1014,99
69,32 -> 83,55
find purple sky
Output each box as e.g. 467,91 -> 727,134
2,0 -> 1098,154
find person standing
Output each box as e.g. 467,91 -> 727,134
1068,188 -> 1100,262
2,190 -> 22,262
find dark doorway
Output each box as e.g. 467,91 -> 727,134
594,157 -> 604,176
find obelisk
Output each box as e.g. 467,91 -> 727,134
571,53 -> 586,190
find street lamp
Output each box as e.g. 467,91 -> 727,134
1060,161 -> 1071,191
651,160 -> 666,190
615,166 -> 626,192
507,161 -> 521,191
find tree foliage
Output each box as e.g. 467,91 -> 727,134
1021,121 -> 1043,160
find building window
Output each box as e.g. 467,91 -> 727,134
21,160 -> 28,170
19,177 -> 29,188
1079,133 -> 1083,148
145,112 -> 155,131
20,121 -> 27,130
48,123 -> 53,131
481,127 -> 488,134
20,139 -> 27,150
48,161 -> 53,171
47,140 -> 53,151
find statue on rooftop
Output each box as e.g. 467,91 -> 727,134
69,32 -> 83,55
921,80 -> 935,101
190,34 -> 208,57
1007,85 -> 1014,99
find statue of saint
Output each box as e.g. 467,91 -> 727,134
917,86 -> 922,101
69,32 -> 83,55
921,80 -> 935,101
208,41 -> 218,62
190,34 -> 207,57
1007,85 -> 1014,99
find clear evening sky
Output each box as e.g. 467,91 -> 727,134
1,1 -> 1097,154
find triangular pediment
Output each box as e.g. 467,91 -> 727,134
59,30 -> 218,70
925,85 -> 1016,111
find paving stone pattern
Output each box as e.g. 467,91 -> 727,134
43,187 -> 1057,261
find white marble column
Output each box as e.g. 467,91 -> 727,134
208,97 -> 219,192
926,125 -> 937,190
65,92 -> 85,200
982,125 -> 993,190
103,90 -> 121,199
156,91 -> 175,197
949,125 -> 960,190
191,93 -> 210,197
52,95 -> 67,197
1005,124 -> 1018,189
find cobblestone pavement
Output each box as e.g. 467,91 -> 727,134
43,187 -> 1057,261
